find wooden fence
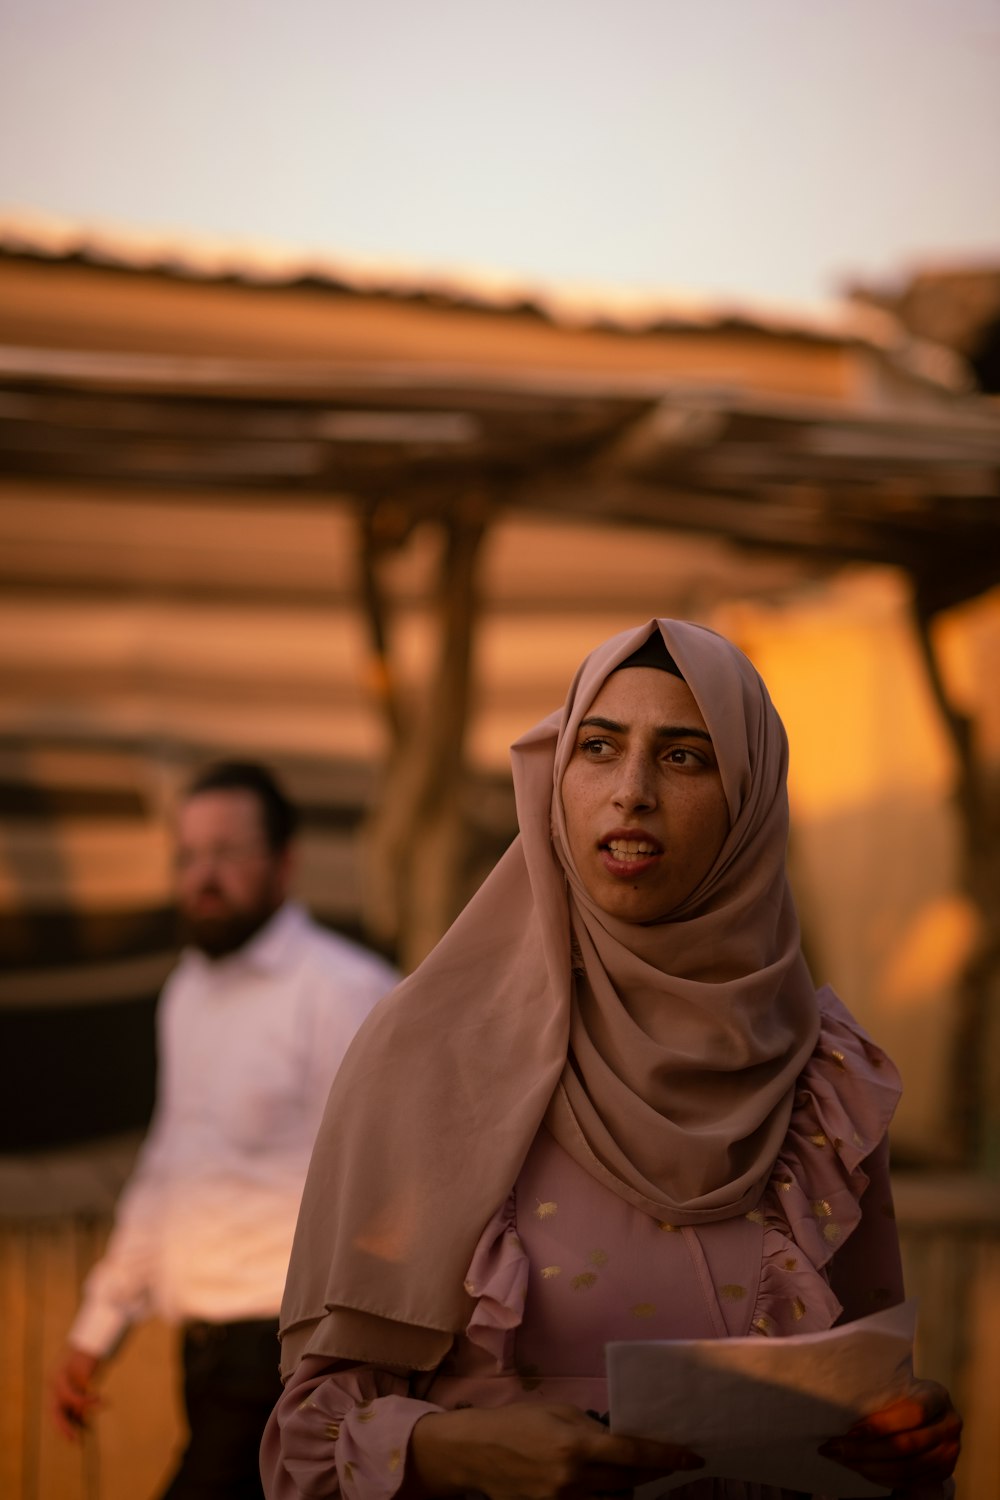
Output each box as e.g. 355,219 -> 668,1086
2,1176 -> 998,1500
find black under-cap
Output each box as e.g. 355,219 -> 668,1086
611,628 -> 685,680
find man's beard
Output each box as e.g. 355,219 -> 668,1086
178,893 -> 279,959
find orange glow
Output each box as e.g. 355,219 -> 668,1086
720,570 -> 958,818
877,895 -> 981,1012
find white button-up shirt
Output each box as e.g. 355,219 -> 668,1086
69,902 -> 397,1357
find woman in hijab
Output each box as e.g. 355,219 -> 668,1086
262,620 -> 961,1500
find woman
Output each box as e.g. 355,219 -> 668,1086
263,620 -> 961,1499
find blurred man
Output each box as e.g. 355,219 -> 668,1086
51,761 -> 397,1499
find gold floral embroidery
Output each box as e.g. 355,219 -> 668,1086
535,1201 -> 558,1220
588,1249 -> 609,1268
745,1209 -> 764,1225
852,1131 -> 865,1148
388,1449 -> 402,1473
719,1284 -> 747,1301
823,1222 -> 842,1245
541,1265 -> 562,1279
808,1132 -> 828,1148
342,1461 -> 355,1484
631,1302 -> 656,1318
791,1296 -> 806,1321
571,1271 -> 598,1291
324,1421 -> 341,1440
752,1314 -> 775,1336
812,1199 -> 832,1218
356,1410 -> 375,1424
776,1178 -> 793,1193
829,1049 -> 847,1070
298,1395 -> 316,1410
507,1232 -> 524,1250
832,1136 -> 844,1150
783,1257 -> 798,1271
658,1220 -> 678,1231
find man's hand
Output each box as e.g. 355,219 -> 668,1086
51,1347 -> 105,1441
405,1402 -> 704,1499
819,1378 -> 961,1494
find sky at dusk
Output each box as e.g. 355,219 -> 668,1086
1,0 -> 999,307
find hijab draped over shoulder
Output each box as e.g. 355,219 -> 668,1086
279,619 -> 821,1377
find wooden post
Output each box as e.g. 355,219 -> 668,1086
911,592 -> 1000,1171
358,491 -> 490,971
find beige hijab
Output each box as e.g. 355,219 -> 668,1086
279,619 -> 820,1376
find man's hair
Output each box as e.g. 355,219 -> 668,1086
183,761 -> 298,853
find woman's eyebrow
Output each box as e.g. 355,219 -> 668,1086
579,716 -> 626,732
579,715 -> 713,743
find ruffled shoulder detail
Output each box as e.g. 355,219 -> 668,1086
750,986 -> 902,1338
462,1190 -> 529,1367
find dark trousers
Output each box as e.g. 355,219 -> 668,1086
158,1318 -> 283,1500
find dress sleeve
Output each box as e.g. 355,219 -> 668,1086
262,1192 -> 524,1500
260,1356 -> 444,1500
750,986 -> 904,1338
827,1133 -> 905,1323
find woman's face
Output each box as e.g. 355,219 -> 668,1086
561,667 -> 730,923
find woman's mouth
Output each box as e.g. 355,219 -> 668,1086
599,834 -> 663,876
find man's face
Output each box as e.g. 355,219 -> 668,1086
174,789 -> 290,958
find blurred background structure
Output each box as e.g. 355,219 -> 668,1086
1,2 -> 999,1496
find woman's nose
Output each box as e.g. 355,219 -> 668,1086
612,755 -> 657,812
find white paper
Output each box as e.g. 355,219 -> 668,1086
607,1300 -> 917,1498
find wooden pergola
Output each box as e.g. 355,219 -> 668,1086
2,231 -> 1000,1156
6,233 -> 1000,1500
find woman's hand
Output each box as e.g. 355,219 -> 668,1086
818,1379 -> 961,1494
405,1401 -> 704,1500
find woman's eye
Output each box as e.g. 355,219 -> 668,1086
664,746 -> 704,766
578,736 -> 613,756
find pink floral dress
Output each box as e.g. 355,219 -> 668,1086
261,992 -> 907,1500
